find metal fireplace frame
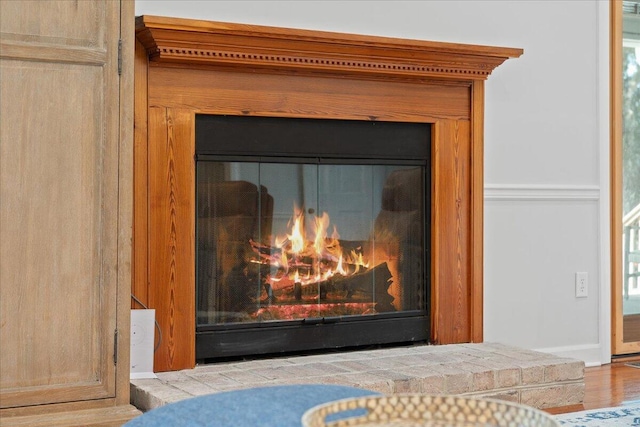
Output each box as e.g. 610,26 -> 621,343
194,114 -> 431,360
133,15 -> 522,371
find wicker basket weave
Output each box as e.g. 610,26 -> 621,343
301,394 -> 560,427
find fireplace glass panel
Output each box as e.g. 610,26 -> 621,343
196,161 -> 425,326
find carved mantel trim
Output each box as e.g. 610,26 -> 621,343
135,15 -> 522,80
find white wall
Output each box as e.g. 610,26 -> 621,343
136,0 -> 611,365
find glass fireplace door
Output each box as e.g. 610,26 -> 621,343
195,114 -> 430,360
196,161 -> 425,326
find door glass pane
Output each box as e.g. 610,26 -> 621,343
622,3 -> 640,342
195,160 -> 425,326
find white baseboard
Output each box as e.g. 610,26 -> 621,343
533,343 -> 606,367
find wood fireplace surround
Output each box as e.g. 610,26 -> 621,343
133,15 -> 522,372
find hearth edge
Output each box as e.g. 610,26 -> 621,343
130,342 -> 584,412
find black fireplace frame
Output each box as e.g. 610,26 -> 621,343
194,114 -> 431,360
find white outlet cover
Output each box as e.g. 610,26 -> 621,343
576,272 -> 588,298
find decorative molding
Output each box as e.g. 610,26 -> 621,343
135,15 -> 522,81
484,184 -> 600,201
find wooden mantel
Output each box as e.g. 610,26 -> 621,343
135,15 -> 520,80
134,15 -> 522,372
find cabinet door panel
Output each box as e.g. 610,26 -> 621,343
0,0 -> 120,408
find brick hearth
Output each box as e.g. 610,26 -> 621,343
130,342 -> 584,412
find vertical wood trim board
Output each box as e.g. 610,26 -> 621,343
470,81 -> 485,343
611,0 -> 640,355
116,0 -> 136,405
432,119 -> 471,344
148,107 -> 196,371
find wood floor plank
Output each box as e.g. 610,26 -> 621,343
546,361 -> 640,415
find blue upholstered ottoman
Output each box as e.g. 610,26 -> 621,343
124,384 -> 378,427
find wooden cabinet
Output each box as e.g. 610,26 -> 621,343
0,1 -> 140,424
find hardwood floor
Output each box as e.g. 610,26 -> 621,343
546,360 -> 640,415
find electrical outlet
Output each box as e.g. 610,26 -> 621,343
576,272 -> 588,298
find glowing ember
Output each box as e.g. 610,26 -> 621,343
252,303 -> 377,320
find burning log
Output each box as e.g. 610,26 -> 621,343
250,239 -> 370,282
249,239 -> 282,260
246,206 -> 396,312
272,262 -> 395,312
250,239 -> 344,265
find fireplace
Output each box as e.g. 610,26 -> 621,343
134,15 -> 522,371
195,115 -> 430,359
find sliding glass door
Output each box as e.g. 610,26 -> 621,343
613,0 -> 640,355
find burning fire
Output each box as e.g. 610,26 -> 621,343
251,205 -> 369,290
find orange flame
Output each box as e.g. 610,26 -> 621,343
313,212 -> 330,256
288,207 -> 306,254
258,205 -> 370,289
